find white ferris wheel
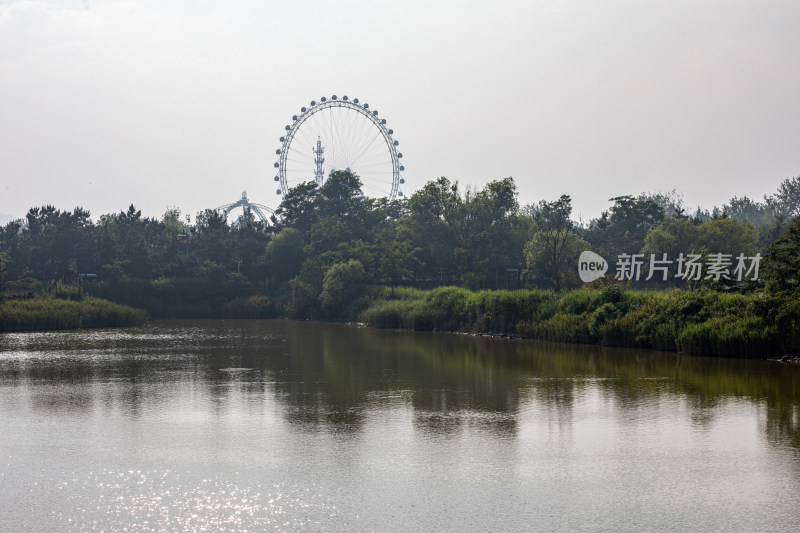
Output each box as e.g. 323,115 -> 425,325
273,95 -> 405,200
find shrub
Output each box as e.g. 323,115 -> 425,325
404,304 -> 441,331
677,316 -> 779,357
359,299 -> 417,328
319,260 -> 367,319
600,285 -> 625,304
0,296 -> 147,332
221,295 -> 283,319
558,290 -> 601,314
517,313 -> 594,343
423,286 -> 475,329
589,302 -> 621,336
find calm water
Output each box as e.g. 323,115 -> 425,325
1,320 -> 799,532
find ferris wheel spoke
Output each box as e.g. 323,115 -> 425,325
362,183 -> 391,196
348,131 -> 385,169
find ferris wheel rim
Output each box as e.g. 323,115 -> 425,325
273,96 -> 403,200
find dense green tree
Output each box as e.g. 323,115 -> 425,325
696,218 -> 759,257
289,257 -> 326,317
260,227 -> 306,291
20,205 -> 97,283
399,177 -> 525,288
274,181 -> 320,234
229,208 -> 272,280
640,216 -> 759,286
524,195 -> 588,291
0,250 -> 8,298
638,190 -> 686,218
316,171 -> 369,222
306,216 -> 355,256
97,205 -> 164,279
375,237 -> 419,295
762,217 -> 800,352
766,176 -> 800,220
0,220 -> 23,278
640,217 -> 700,279
399,177 -> 462,276
722,196 -> 773,227
465,177 -> 528,287
319,259 -> 368,318
525,230 -> 588,291
763,217 -> 800,298
587,195 -> 665,259
193,209 -> 232,266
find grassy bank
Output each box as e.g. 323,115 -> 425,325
85,278 -> 284,319
0,295 -> 148,332
359,286 -> 799,358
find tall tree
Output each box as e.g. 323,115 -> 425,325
763,217 -> 800,298
587,195 -> 665,259
259,227 -> 306,293
524,195 -> 588,291
767,175 -> 800,220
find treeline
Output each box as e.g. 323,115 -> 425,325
0,171 -> 798,350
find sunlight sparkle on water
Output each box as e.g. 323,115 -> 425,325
55,469 -> 342,532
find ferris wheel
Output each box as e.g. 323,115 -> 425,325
273,95 -> 405,200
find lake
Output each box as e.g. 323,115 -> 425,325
1,319 -> 799,531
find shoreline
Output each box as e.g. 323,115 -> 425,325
3,286 -> 798,361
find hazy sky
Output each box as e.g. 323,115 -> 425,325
1,0 -> 798,224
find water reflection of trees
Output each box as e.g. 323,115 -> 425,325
2,320 -> 799,449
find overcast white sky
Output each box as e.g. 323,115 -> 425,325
1,0 -> 798,224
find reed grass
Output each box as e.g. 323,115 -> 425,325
221,295 -> 284,319
0,296 -> 147,332
358,285 -> 789,358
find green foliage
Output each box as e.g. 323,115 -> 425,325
766,175 -> 800,220
639,215 -> 760,288
399,176 -> 528,289
0,250 -> 8,298
259,227 -> 306,291
723,196 -> 774,227
588,195 -> 665,259
319,260 -> 368,319
524,195 -> 588,291
589,302 -> 622,335
677,316 -> 778,357
763,217 -> 800,298
375,237 -> 419,292
471,289 -> 557,333
525,229 -> 588,291
517,313 -> 594,343
761,218 -> 800,353
0,296 -> 147,332
221,295 -> 283,319
359,299 -> 418,328
696,218 -> 759,256
356,285 -> 791,357
557,290 -> 601,314
1,174 -> 797,348
403,305 -> 441,331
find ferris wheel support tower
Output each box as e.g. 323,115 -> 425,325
313,137 -> 325,186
